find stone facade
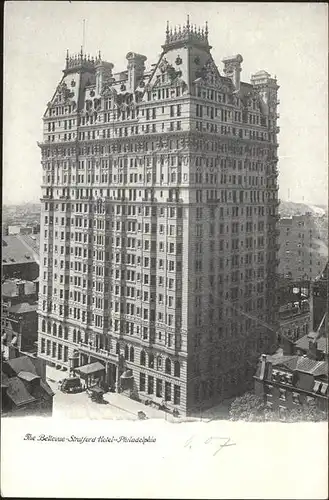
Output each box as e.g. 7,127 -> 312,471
37,19 -> 280,415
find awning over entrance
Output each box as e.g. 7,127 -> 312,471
75,361 -> 105,377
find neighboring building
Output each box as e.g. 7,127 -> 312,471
20,227 -> 33,235
1,354 -> 54,417
287,261 -> 328,361
37,19 -> 280,415
294,329 -> 328,362
277,277 -> 311,354
8,225 -> 21,235
2,279 -> 39,355
278,213 -> 327,281
254,352 -> 328,417
9,225 -> 41,236
30,223 -> 41,234
310,261 -> 328,332
278,302 -> 310,353
2,235 -> 39,281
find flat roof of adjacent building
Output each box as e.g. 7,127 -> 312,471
17,233 -> 40,259
2,235 -> 37,265
2,279 -> 36,298
8,302 -> 38,314
295,333 -> 328,355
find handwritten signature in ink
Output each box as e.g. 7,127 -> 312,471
184,435 -> 236,456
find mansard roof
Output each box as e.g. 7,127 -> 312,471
43,20 -> 277,118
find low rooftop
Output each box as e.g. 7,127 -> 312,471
257,353 -> 328,377
2,279 -> 36,298
8,302 -> 38,314
295,333 -> 328,355
2,235 -> 38,265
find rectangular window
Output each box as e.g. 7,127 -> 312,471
174,385 -> 181,405
148,376 -> 154,395
165,381 -> 171,401
57,344 -> 62,360
156,379 -> 163,397
139,372 -> 146,392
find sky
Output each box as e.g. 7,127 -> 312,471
3,1 -> 328,206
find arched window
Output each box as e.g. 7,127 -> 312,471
157,356 -> 162,370
174,361 -> 180,378
47,321 -> 51,333
130,346 -> 134,362
116,342 -> 120,355
148,353 -> 154,369
42,319 -> 46,332
58,325 -> 63,338
77,330 -> 81,343
140,350 -> 146,366
124,345 -> 129,360
165,358 -> 171,375
64,327 -> 68,339
73,329 -> 77,343
53,323 -> 57,336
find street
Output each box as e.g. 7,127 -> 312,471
46,366 -> 231,421
46,366 -> 179,421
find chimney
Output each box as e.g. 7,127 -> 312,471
126,52 -> 147,93
222,54 -> 243,91
259,354 -> 267,380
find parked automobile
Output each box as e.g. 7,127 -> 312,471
58,377 -> 82,393
87,386 -> 105,403
137,411 -> 147,420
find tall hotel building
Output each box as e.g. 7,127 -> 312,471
38,20 -> 280,415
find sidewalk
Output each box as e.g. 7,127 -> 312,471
103,392 -> 183,422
